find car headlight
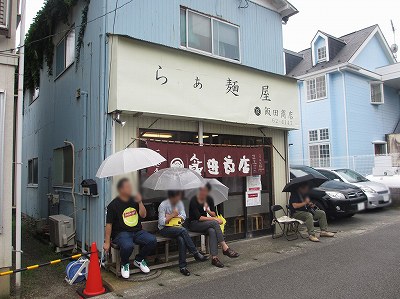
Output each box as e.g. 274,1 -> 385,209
326,191 -> 346,200
361,187 -> 377,194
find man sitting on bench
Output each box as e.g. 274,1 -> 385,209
158,190 -> 208,276
104,178 -> 157,278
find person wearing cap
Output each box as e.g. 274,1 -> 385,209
289,183 -> 335,242
189,183 -> 239,268
158,190 -> 208,276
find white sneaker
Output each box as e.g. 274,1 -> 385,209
134,259 -> 150,274
121,263 -> 130,279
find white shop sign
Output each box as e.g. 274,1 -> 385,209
109,36 -> 300,130
245,191 -> 262,207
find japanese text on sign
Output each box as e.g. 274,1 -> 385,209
147,142 -> 265,178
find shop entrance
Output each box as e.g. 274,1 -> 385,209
138,129 -> 273,240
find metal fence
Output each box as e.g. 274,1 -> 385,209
290,153 -> 400,176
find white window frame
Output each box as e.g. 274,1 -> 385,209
317,46 -> 327,62
180,8 -> 241,63
27,157 -> 39,187
55,28 -> 75,79
319,128 -> 330,141
0,0 -> 10,29
309,143 -> 331,168
306,74 -> 327,102
309,128 -> 330,142
309,130 -> 318,142
370,82 -> 384,104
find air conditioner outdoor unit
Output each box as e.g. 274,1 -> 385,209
49,214 -> 75,248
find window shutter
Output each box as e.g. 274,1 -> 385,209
0,0 -> 8,29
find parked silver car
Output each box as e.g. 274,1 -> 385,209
316,168 -> 391,209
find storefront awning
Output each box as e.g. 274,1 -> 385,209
108,36 -> 300,130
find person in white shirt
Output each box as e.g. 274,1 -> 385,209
158,190 -> 208,276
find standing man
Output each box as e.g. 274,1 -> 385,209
158,190 -> 208,276
289,183 -> 335,242
104,178 -> 157,279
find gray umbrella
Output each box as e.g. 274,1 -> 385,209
142,168 -> 205,191
186,179 -> 229,206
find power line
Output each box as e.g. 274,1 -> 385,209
0,0 -> 135,54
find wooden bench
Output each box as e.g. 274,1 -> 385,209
106,220 -> 208,276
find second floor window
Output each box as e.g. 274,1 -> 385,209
309,128 -> 330,142
180,8 -> 240,62
29,88 -> 40,105
0,0 -> 10,30
306,75 -> 327,101
370,82 -> 384,104
317,46 -> 327,62
56,29 -> 75,77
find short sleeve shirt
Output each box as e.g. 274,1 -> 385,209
288,192 -> 307,215
189,196 -> 216,221
106,197 -> 142,238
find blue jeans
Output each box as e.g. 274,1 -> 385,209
113,230 -> 157,265
159,227 -> 198,269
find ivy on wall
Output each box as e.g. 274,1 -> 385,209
24,0 -> 90,91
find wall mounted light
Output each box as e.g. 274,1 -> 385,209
113,111 -> 126,127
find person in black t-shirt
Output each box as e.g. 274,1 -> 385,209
189,183 -> 239,268
104,178 -> 156,278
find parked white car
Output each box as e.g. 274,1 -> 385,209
316,168 -> 391,209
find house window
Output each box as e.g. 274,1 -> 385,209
370,83 -> 384,104
180,8 -> 240,62
55,29 -> 75,77
0,0 -> 10,29
309,144 -> 331,167
28,158 -> 38,186
306,75 -> 326,101
29,88 -> 39,105
53,146 -> 73,186
309,128 -> 330,167
317,46 -> 327,62
309,128 -> 330,142
309,130 -> 318,142
319,128 -> 329,140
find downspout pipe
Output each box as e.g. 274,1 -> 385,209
81,91 -> 89,252
15,0 -> 26,290
98,0 -> 108,246
338,68 -> 350,168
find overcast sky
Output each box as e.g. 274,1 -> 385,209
26,0 -> 400,52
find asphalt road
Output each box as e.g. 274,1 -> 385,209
151,221 -> 400,299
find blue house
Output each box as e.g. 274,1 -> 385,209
22,0 -> 300,250
285,25 -> 400,174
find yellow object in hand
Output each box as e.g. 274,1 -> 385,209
166,217 -> 183,227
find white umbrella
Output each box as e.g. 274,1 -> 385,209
142,168 -> 205,191
186,178 -> 229,206
96,148 -> 166,178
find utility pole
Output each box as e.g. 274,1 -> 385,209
15,0 -> 26,292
